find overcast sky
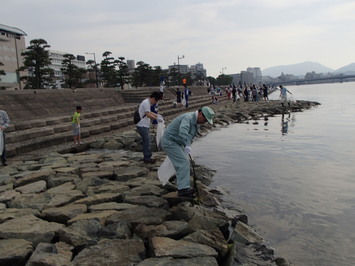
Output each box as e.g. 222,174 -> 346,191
1,0 -> 354,77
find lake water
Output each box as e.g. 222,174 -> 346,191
193,82 -> 355,266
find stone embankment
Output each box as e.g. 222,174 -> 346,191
0,99 -> 320,265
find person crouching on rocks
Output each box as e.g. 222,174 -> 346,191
160,106 -> 215,198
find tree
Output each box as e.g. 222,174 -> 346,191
100,51 -> 117,87
61,53 -> 87,89
216,74 -> 232,86
18,39 -> 54,89
115,57 -> 130,90
132,61 -> 153,87
86,59 -> 99,88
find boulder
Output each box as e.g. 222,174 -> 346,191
0,214 -> 64,246
71,238 -> 145,265
150,237 -> 218,258
0,239 -> 33,266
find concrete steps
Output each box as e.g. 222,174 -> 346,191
6,94 -> 215,157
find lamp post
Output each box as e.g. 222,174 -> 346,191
177,55 -> 184,84
85,52 -> 98,88
221,67 -> 227,75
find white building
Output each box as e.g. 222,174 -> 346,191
247,67 -> 262,83
49,50 -> 86,88
0,23 -> 27,90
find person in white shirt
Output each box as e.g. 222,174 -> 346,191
0,110 -> 10,166
136,91 -> 164,163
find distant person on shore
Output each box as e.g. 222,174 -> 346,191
232,84 -> 237,102
263,84 -> 269,101
176,88 -> 182,107
136,91 -> 164,163
72,106 -> 82,145
279,85 -> 292,106
160,106 -> 215,198
0,110 -> 10,166
184,85 -> 189,107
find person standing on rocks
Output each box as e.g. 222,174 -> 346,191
160,106 -> 215,198
72,106 -> 82,145
0,110 -> 10,166
137,91 -> 164,163
279,85 -> 292,106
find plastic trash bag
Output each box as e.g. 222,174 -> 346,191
158,156 -> 176,186
0,130 -> 3,156
156,121 -> 165,150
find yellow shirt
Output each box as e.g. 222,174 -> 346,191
72,111 -> 80,124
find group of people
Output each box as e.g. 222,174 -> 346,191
175,85 -> 190,108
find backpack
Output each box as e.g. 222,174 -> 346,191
133,108 -> 146,124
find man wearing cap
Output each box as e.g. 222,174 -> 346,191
160,106 -> 215,198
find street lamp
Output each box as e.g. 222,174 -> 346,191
221,67 -> 227,75
177,55 -> 184,84
85,52 -> 99,88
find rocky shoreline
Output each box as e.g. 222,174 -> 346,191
0,100 -> 320,265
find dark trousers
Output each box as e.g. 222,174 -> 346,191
1,132 -> 6,164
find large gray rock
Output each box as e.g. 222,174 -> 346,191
106,205 -> 170,226
59,219 -> 102,247
114,166 -> 149,181
183,229 -> 229,257
41,204 -> 88,224
135,220 -> 190,239
25,242 -> 73,266
0,208 -> 40,223
15,180 -> 47,194
72,238 -> 145,265
0,214 -> 64,246
14,169 -> 55,188
230,221 -> 264,244
67,210 -> 118,225
150,237 -> 218,258
0,239 -> 33,266
8,192 -> 52,211
73,192 -> 122,206
137,256 -> 218,266
123,195 -> 168,208
86,182 -> 129,196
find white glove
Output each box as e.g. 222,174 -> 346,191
157,114 -> 164,123
77,124 -> 81,128
185,146 -> 191,154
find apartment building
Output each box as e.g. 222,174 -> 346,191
49,50 -> 86,89
0,23 -> 27,90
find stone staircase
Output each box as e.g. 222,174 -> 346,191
5,92 -> 215,158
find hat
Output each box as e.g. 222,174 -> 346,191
201,106 -> 215,125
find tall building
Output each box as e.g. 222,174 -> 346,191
127,59 -> 135,73
48,50 -> 86,89
0,23 -> 27,90
247,67 -> 262,83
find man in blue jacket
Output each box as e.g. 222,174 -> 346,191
0,110 -> 10,166
161,106 -> 215,198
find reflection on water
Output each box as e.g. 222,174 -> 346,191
193,83 -> 355,266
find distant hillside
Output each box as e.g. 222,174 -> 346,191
262,61 -> 334,77
334,63 -> 355,75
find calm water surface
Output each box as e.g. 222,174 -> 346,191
193,82 -> 355,266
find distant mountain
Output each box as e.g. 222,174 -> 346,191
334,63 -> 355,75
262,61 -> 334,77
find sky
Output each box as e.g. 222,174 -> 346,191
1,0 -> 355,77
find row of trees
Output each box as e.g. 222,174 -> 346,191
14,38 -> 227,90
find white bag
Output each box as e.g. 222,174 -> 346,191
158,156 -> 176,186
182,98 -> 186,107
0,130 -> 3,156
156,121 -> 165,150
